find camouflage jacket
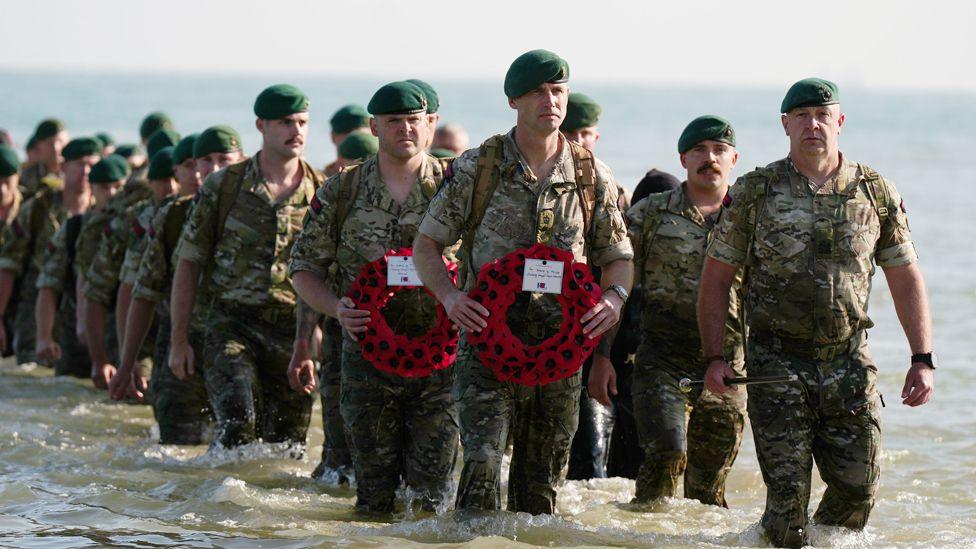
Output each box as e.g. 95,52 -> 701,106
175,154 -> 319,311
0,182 -> 66,281
627,183 -> 744,361
18,162 -> 58,199
290,153 -> 448,335
74,180 -> 152,278
36,213 -> 85,317
119,195 -> 171,285
418,128 -> 632,327
707,155 -> 917,344
84,193 -> 165,306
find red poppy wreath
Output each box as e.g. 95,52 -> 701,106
466,243 -> 602,386
346,248 -> 458,377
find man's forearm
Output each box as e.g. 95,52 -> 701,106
295,297 -> 323,347
0,269 -> 16,314
593,258 -> 633,357
292,271 -> 339,319
698,257 -> 738,357
120,298 -> 155,371
884,263 -> 933,354
413,234 -> 454,303
115,282 -> 133,348
85,300 -> 108,365
169,258 -> 200,344
35,288 -> 57,342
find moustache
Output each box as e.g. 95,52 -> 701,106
697,163 -> 720,174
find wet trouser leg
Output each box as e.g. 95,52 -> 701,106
53,300 -> 89,378
748,334 -> 881,549
150,316 -> 212,445
606,360 -> 643,479
315,318 -> 351,476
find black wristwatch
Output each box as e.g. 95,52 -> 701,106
911,352 -> 937,370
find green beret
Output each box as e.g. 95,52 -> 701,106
140,112 -> 173,141
114,144 -> 140,159
95,132 -> 114,148
172,134 -> 199,165
62,137 -> 102,161
504,49 -> 569,99
677,115 -> 736,154
89,154 -> 131,184
429,148 -> 455,159
194,125 -> 242,158
368,81 -> 428,115
560,92 -> 601,132
0,146 -> 20,177
146,128 -> 180,159
406,79 -> 439,113
329,104 -> 369,134
147,147 -> 175,180
254,84 -> 310,119
781,77 -> 839,113
33,118 -> 65,142
337,133 -> 378,160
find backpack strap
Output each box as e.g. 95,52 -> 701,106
633,196 -> 667,287
214,160 -> 248,245
858,164 -> 889,223
332,161 -> 365,246
567,140 -> 597,251
742,167 -> 775,268
458,135 -> 505,288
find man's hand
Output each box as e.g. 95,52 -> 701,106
581,293 -> 623,339
108,363 -> 148,402
168,340 -> 195,381
36,337 -> 62,362
704,360 -> 737,394
91,362 -> 117,390
336,296 -> 371,337
442,289 -> 489,333
902,363 -> 935,407
588,354 -> 618,407
288,343 -> 317,395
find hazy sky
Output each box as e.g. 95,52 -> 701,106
2,0 -> 975,91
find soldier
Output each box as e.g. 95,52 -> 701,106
0,146 -> 24,357
699,78 -> 935,547
110,134 -> 213,444
595,116 -> 747,506
132,112 -> 175,183
324,105 -> 370,177
194,125 -> 245,180
35,155 -> 127,377
96,132 -> 116,156
335,132 -> 379,170
83,148 -> 176,389
431,123 -> 470,157
560,92 -> 631,212
604,168 -> 680,480
413,50 -> 633,514
405,79 -> 440,149
290,80 -> 458,512
0,137 -> 99,363
20,119 -> 69,198
169,84 -> 321,449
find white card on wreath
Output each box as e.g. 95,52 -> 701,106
522,258 -> 564,294
387,256 -> 422,287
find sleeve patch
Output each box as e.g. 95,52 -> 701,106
46,241 -> 56,253
444,160 -> 454,181
899,198 -> 906,213
310,193 -> 322,214
722,191 -> 733,208
11,220 -> 24,238
103,221 -> 113,237
148,225 -> 156,239
132,218 -> 146,237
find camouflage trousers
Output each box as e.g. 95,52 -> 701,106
314,318 -> 351,476
454,341 -> 581,515
567,357 -> 614,480
11,284 -> 38,365
52,299 -> 90,378
631,343 -> 746,506
150,316 -> 213,445
202,305 -> 313,448
748,331 -> 881,549
340,339 -> 458,513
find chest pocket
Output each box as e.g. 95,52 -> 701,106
837,197 -> 879,270
217,193 -> 275,277
753,193 -> 810,277
643,218 -> 705,310
482,207 -> 531,243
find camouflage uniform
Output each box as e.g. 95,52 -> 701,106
312,316 -> 352,479
418,129 -> 632,514
175,154 -> 317,448
707,156 -> 916,547
626,183 -> 746,506
18,162 -> 53,199
35,213 -> 90,376
0,178 -> 66,363
132,195 -> 213,444
290,154 -> 458,512
0,186 -> 23,358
